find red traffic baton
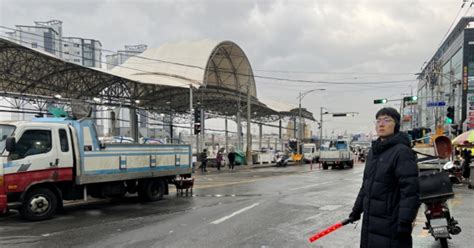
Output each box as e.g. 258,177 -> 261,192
308,219 -> 351,243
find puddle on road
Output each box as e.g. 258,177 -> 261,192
189,194 -> 263,198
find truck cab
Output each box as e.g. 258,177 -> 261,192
302,143 -> 318,163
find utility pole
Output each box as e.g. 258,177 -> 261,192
298,91 -> 302,155
320,107 -> 324,147
189,85 -> 193,145
296,89 -> 325,153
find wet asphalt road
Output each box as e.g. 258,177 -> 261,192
1,163 -> 473,248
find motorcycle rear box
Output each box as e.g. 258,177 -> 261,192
419,171 -> 454,202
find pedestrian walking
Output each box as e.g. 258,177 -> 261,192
348,107 -> 420,248
216,150 -> 223,171
200,149 -> 208,172
228,150 -> 236,171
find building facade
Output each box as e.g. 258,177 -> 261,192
6,20 -> 63,58
416,17 -> 474,134
62,37 -> 102,68
6,20 -> 102,68
105,44 -> 147,70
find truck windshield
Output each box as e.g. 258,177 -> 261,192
0,125 -> 15,152
303,148 -> 312,153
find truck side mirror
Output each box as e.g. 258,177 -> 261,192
5,137 -> 16,152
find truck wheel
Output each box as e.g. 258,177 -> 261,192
20,188 -> 58,221
322,163 -> 328,170
139,179 -> 165,202
348,161 -> 354,169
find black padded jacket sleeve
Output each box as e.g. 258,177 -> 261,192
395,146 -> 420,233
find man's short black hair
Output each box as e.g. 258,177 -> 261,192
376,107 -> 401,133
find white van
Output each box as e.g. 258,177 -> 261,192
302,143 -> 318,163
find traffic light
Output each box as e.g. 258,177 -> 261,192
194,108 -> 202,134
403,96 -> 418,102
194,107 -> 201,123
445,106 -> 454,124
194,123 -> 201,134
373,98 -> 388,104
403,96 -> 418,106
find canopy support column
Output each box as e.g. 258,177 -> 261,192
225,117 -> 229,154
130,107 -> 138,142
237,111 -> 242,151
246,85 -> 252,166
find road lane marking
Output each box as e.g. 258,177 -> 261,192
305,213 -> 324,221
289,181 -> 332,191
211,203 -> 260,224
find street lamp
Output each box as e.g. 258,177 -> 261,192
297,88 -> 325,155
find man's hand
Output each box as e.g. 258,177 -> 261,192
348,211 -> 361,223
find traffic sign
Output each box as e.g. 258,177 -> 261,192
426,101 -> 446,107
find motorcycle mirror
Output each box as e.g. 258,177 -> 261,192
434,136 -> 452,159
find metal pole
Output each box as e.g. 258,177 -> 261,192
201,108 -> 205,151
225,117 -> 229,153
279,119 -> 283,151
169,113 -> 173,144
259,123 -> 263,150
237,111 -> 242,151
293,118 -> 297,139
109,109 -> 115,136
320,107 -> 323,147
211,134 -> 215,152
298,92 -> 302,154
129,107 -> 138,142
189,85 -> 193,144
246,85 -> 252,165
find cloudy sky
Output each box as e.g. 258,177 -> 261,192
0,0 -> 472,136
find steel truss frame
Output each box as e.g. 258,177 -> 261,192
0,38 -> 314,124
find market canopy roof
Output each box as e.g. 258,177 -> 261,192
0,37 -> 314,121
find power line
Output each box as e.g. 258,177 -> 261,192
1,25 -> 419,77
254,69 -> 416,75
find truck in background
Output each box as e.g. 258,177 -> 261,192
302,143 -> 318,163
0,117 -> 192,221
319,139 -> 353,170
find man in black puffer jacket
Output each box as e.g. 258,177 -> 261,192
349,107 -> 420,248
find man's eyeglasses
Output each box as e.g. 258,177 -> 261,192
375,118 -> 394,125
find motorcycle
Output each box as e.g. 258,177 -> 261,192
275,154 -> 290,167
416,136 -> 462,248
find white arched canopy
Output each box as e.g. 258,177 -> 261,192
0,37 -> 314,121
